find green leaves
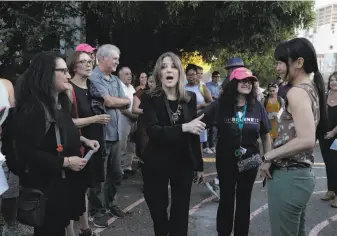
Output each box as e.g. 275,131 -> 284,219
0,1 -> 315,79
211,48 -> 278,86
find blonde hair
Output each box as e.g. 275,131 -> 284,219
150,52 -> 190,103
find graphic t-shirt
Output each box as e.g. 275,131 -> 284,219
217,101 -> 271,157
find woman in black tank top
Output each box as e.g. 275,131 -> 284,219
319,72 -> 337,207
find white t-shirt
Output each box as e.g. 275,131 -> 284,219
0,80 -> 10,126
121,82 -> 136,112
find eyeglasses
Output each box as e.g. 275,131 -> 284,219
239,79 -> 252,85
77,60 -> 93,66
55,68 -> 69,75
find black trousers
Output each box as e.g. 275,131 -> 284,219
34,226 -> 65,236
142,166 -> 194,236
319,138 -> 337,193
208,127 -> 217,148
216,156 -> 258,236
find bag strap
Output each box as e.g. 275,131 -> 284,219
277,96 -> 282,107
71,88 -> 85,158
54,124 -> 66,178
199,84 -> 204,96
72,89 -> 82,136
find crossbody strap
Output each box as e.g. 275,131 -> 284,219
54,124 -> 66,179
72,88 -> 85,157
72,89 -> 82,136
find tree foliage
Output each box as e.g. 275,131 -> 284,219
181,51 -> 212,73
0,1 -> 315,79
211,49 -> 277,86
83,1 -> 315,72
0,2 -> 81,78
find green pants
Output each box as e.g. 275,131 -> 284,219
267,167 -> 315,236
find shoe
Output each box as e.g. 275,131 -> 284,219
205,181 -> 220,199
321,191 -> 335,201
210,147 -> 216,154
109,205 -> 125,218
92,213 -> 109,228
79,228 -> 99,236
331,196 -> 337,208
203,148 -> 214,154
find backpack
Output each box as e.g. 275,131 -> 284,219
1,107 -> 52,175
264,96 -> 282,108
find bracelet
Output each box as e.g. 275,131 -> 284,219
262,155 -> 271,163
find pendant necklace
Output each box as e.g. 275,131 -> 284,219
170,104 -> 182,124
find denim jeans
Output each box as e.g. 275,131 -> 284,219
90,141 -> 123,210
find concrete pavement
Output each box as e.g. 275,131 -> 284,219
100,146 -> 337,236
8,146 -> 336,236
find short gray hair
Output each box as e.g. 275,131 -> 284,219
96,44 -> 120,60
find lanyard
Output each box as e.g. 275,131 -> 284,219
236,103 -> 247,132
235,103 -> 247,147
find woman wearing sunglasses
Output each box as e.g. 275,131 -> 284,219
201,67 -> 272,236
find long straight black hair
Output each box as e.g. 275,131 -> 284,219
274,38 -> 328,138
327,71 -> 337,91
15,52 -> 71,122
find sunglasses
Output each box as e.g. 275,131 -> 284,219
239,79 -> 253,85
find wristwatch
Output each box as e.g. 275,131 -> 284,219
262,155 -> 271,163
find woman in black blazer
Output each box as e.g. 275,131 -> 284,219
142,52 -> 205,236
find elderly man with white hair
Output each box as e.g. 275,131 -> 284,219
90,44 -> 130,218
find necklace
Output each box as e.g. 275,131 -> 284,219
170,103 -> 182,124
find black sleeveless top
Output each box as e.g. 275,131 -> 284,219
70,81 -> 103,145
328,105 -> 337,131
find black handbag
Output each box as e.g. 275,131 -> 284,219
17,123 -> 64,227
17,187 -> 47,227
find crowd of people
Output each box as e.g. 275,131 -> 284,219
0,36 -> 334,236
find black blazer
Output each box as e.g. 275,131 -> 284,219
141,91 -> 203,172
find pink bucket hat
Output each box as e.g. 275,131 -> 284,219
75,43 -> 96,53
229,67 -> 257,81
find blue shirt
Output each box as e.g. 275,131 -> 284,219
206,81 -> 220,99
90,67 -> 126,141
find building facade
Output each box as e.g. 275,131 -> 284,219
300,3 -> 337,79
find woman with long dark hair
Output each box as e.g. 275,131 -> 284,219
142,52 -> 205,236
13,52 -> 99,236
260,38 -> 328,236
134,72 -> 148,91
132,75 -> 154,159
201,67 -> 272,236
319,71 -> 337,206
